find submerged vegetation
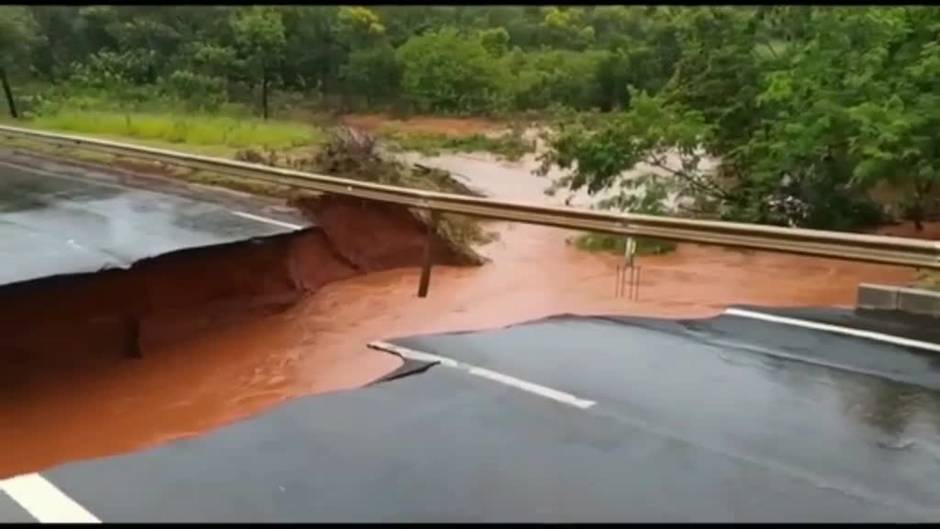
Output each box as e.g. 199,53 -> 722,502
572,233 -> 677,257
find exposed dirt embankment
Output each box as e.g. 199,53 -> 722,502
0,195 -> 477,478
292,195 -> 483,270
0,230 -> 342,364
1,196 -> 475,356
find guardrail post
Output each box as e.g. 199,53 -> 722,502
615,236 -> 640,299
417,210 -> 439,298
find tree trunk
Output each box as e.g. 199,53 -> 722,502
913,179 -> 934,232
261,69 -> 269,120
0,67 -> 18,119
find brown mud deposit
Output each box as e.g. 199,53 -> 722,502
0,196 -> 475,478
294,195 -> 484,269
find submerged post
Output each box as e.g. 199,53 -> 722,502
616,236 -> 638,299
417,210 -> 439,298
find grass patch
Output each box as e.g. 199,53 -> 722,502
30,110 -> 323,151
379,128 -> 535,161
573,232 -> 677,256
916,270 -> 940,291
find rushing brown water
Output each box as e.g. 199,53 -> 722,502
311,222 -> 920,337
0,140 -> 931,479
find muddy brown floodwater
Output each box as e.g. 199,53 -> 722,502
0,147 -> 934,480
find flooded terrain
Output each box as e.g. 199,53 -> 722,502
0,127 -> 931,479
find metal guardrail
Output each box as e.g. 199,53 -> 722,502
2,123 -> 939,270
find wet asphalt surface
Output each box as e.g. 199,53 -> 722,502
5,307 -> 939,523
0,492 -> 32,523
0,151 -> 308,286
3,150 -> 940,522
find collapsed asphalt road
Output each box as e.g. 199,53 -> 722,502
0,149 -> 488,480
0,150 -> 308,286
2,306 -> 938,523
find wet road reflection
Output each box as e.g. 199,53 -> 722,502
0,160 -> 297,284
391,313 -> 940,510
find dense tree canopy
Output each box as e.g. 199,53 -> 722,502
5,5 -> 682,115
4,5 -> 940,230
0,6 -> 40,117
538,6 -> 940,230
397,28 -> 510,114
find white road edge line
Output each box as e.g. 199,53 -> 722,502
724,307 -> 940,354
369,341 -> 596,410
230,210 -> 305,230
0,473 -> 100,523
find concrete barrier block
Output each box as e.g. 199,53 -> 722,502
857,283 -> 899,311
897,287 -> 940,317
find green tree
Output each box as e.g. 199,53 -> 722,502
278,7 -> 342,93
478,27 -> 510,57
591,7 -> 680,111
27,6 -> 86,81
396,27 -> 510,114
539,7 -> 595,50
230,6 -> 286,119
737,7 -> 937,229
340,43 -> 401,107
336,6 -> 386,45
541,6 -> 940,230
0,7 -> 40,118
538,91 -> 720,215
508,49 -> 607,110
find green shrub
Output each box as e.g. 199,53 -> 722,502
340,44 -> 402,106
573,232 -> 677,256
506,49 -> 608,110
396,27 -> 511,114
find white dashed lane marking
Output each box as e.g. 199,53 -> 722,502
368,341 -> 596,410
0,473 -> 100,523
230,211 -> 305,231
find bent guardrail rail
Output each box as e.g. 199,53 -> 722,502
2,123 -> 939,270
